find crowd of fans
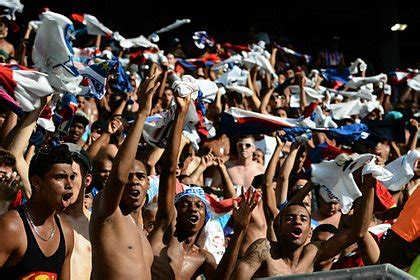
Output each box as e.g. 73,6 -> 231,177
0,3 -> 418,280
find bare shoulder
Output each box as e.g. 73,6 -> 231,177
242,238 -> 271,264
58,215 -> 74,240
199,247 -> 216,263
0,210 -> 25,249
0,210 -> 24,235
253,161 -> 265,173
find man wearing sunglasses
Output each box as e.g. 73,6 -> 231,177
217,135 -> 266,258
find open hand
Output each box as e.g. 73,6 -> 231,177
0,171 -> 20,201
233,187 -> 261,230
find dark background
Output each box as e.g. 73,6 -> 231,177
11,0 -> 420,73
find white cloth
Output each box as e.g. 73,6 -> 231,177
0,0 -> 23,20
215,65 -> 248,87
311,153 -> 375,214
382,150 -> 420,191
32,11 -> 82,94
119,35 -> 158,49
197,219 -> 226,264
84,14 -> 113,36
255,135 -> 277,170
154,19 -> 190,34
362,160 -> 393,181
225,84 -> 254,97
330,99 -> 364,119
196,79 -> 218,103
345,73 -> 387,89
349,58 -> 367,74
288,85 -> 324,108
407,75 -> 420,91
172,75 -> 199,99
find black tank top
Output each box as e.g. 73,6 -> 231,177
0,206 -> 66,279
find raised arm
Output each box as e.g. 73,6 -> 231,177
86,118 -> 123,161
7,98 -> 48,199
215,157 -> 236,199
97,74 -> 160,219
314,172 -> 375,263
217,188 -> 260,280
153,92 -> 191,229
275,142 -> 301,206
263,134 -> 284,220
230,238 -> 269,280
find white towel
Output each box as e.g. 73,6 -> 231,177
382,150 -> 420,191
32,11 -> 82,94
311,153 -> 375,214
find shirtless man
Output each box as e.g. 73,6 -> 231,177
226,135 -> 266,257
148,91 -> 244,279
0,145 -> 75,279
229,172 -> 376,279
89,74 -> 160,280
61,143 -> 93,280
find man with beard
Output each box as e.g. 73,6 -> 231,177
0,145 -> 75,279
230,171 -> 376,278
89,74 -> 160,280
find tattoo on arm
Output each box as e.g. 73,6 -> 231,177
241,239 -> 270,270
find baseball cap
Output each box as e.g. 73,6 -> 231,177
62,142 -> 92,173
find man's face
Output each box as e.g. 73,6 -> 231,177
253,149 -> 264,165
279,205 -> 311,247
162,89 -> 173,107
236,137 -> 256,160
319,198 -> 340,217
69,161 -> 82,205
143,208 -> 157,235
176,196 -> 206,234
68,122 -> 86,143
93,159 -> 112,189
36,163 -> 75,211
77,96 -> 86,110
121,160 -> 149,210
293,150 -> 307,172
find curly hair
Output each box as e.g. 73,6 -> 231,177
0,148 -> 16,168
28,145 -> 73,180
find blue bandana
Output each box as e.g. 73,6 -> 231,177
174,186 -> 212,222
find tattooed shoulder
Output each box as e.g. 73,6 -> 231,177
241,238 -> 271,269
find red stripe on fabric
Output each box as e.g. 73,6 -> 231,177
234,116 -> 295,128
0,66 -> 17,97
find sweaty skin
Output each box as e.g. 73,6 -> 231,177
89,73 -> 160,280
230,173 -> 376,279
148,95 -> 218,279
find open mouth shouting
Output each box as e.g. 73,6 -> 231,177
187,213 -> 200,225
128,189 -> 141,200
290,227 -> 303,239
61,192 -> 74,209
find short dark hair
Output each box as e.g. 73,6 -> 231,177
313,223 -> 338,235
29,145 -> 73,181
0,148 -> 16,168
237,135 -> 255,142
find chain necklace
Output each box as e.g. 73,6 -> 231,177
23,205 -> 56,242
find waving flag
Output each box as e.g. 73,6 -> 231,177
177,58 -> 215,71
0,0 -> 23,21
32,11 -> 82,94
220,107 -> 299,136
79,58 -> 120,99
274,43 -> 312,63
71,13 -> 113,37
320,68 -> 351,89
0,64 -> 53,114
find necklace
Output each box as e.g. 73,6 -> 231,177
23,205 -> 56,242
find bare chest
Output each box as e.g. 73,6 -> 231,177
152,241 -> 205,280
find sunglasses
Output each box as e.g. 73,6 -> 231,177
237,142 -> 255,149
